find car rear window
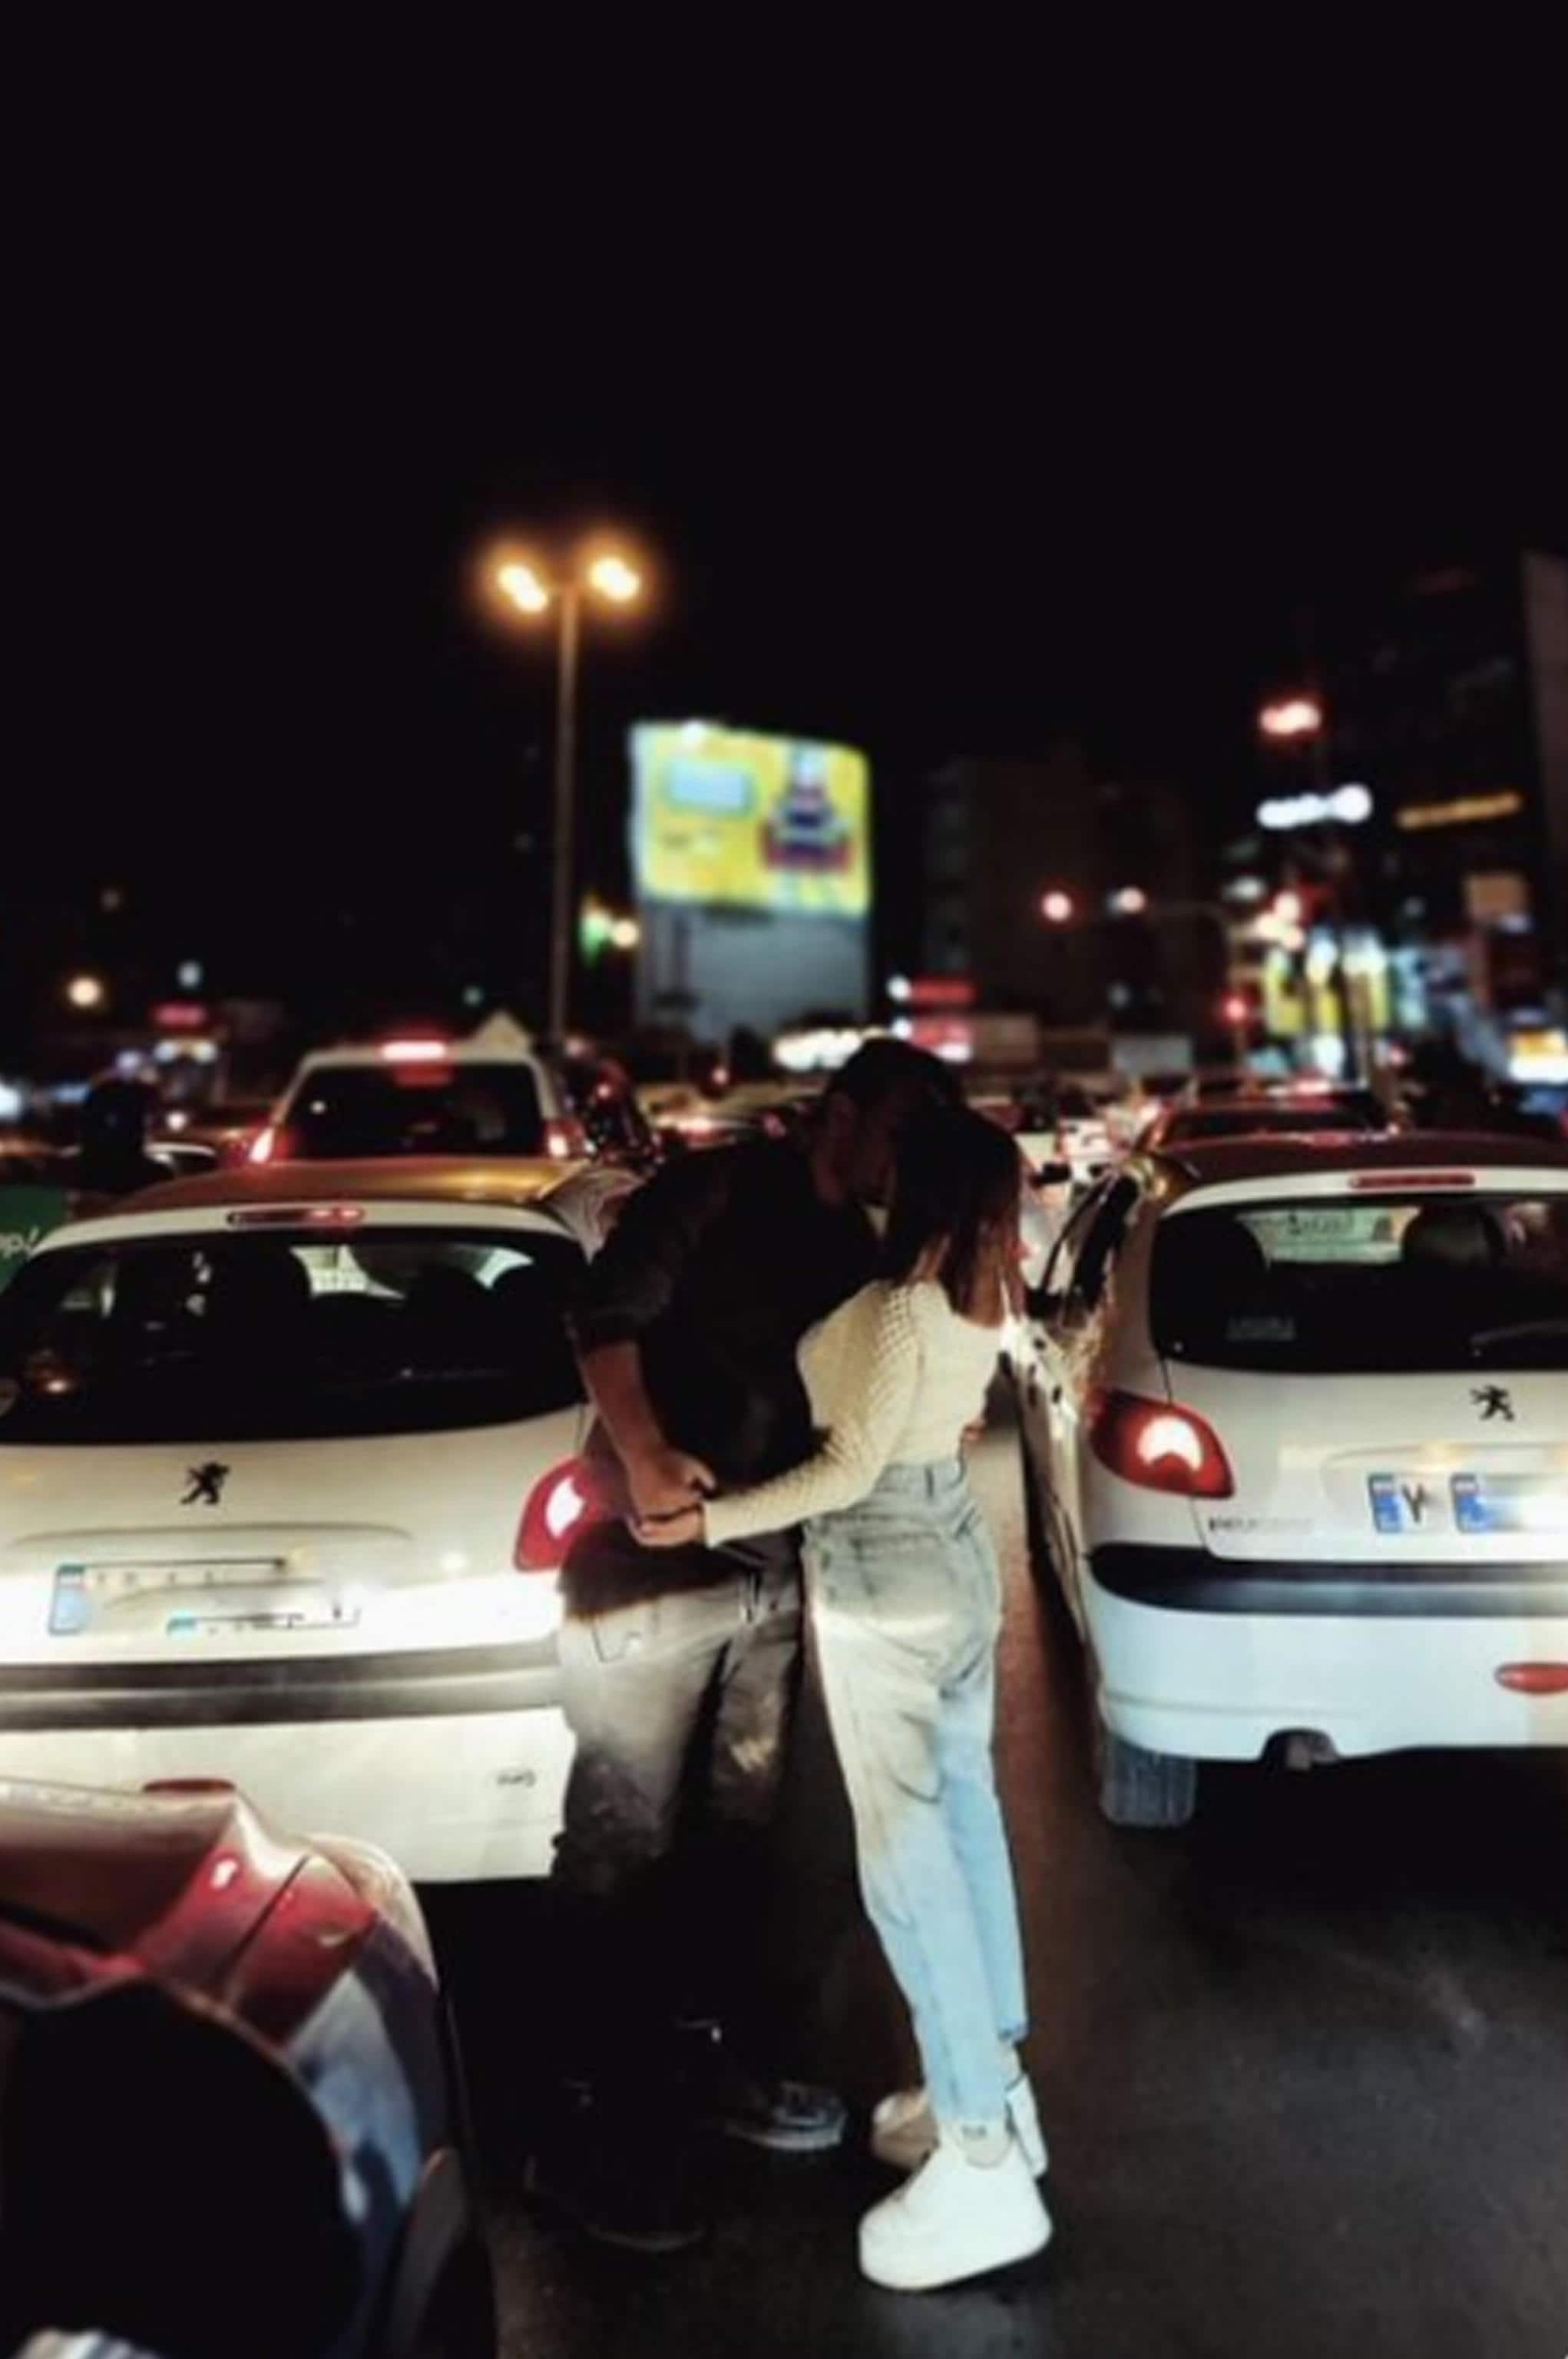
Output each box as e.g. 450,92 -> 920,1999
1151,1193 -> 1568,1371
281,1062 -> 545,1157
1163,1103 -> 1378,1143
0,1226 -> 584,1443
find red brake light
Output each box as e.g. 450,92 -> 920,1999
1495,1663 -> 1568,1696
226,1204 -> 365,1231
516,1457 -> 605,1570
545,1117 -> 587,1162
1089,1388 -> 1234,1498
1349,1171 -> 1477,1192
381,1038 -> 452,1064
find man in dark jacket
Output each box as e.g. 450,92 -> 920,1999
536,1040 -> 960,2248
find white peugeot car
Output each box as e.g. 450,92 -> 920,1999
1018,1133 -> 1568,1827
0,1160 -> 600,1881
251,1030 -> 588,1169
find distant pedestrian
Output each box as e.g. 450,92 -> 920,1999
68,1080 -> 170,1203
639,1105 -> 1050,2290
533,1039 -> 962,2251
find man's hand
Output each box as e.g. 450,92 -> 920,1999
624,1446 -> 716,1523
633,1504 -> 706,1551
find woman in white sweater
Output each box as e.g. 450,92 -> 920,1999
637,1107 -> 1050,2292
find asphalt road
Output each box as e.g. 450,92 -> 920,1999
427,1397 -> 1568,2359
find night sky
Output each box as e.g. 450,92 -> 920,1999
9,69 -> 1564,1038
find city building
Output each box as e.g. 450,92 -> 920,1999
920,747 -> 1228,1054
1247,548 -> 1568,1065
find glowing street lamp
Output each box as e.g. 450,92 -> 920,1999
1259,696 -> 1324,740
496,561 -> 551,616
586,553 -> 642,606
1040,890 -> 1075,925
65,973 -> 107,1012
1109,886 -> 1149,917
490,541 -> 649,1037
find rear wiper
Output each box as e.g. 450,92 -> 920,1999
1469,1318 -> 1568,1350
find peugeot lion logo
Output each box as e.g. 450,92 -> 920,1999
181,1462 -> 230,1507
1471,1386 -> 1514,1424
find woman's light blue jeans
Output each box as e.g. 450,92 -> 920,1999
805,1458 -> 1028,2138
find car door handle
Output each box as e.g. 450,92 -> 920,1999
1050,1385 -> 1064,1405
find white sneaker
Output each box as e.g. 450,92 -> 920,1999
858,2130 -> 1052,2291
871,2076 -> 1049,2177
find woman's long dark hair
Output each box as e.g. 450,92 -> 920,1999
881,1106 -> 1024,1325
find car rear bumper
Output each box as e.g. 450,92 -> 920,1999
1084,1550 -> 1568,1762
0,1639 -> 562,1730
1092,1543 -> 1568,1620
0,1643 -> 571,1880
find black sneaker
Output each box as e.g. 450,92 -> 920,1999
674,2020 -> 847,2155
525,2085 -> 709,2253
716,2073 -> 849,2155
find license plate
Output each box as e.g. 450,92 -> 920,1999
1368,1474 -> 1448,1535
49,1557 -> 301,1638
1451,1474 -> 1566,1535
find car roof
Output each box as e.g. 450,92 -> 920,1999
292,1040 -> 544,1072
1150,1130 -> 1568,1193
32,1157 -> 587,1252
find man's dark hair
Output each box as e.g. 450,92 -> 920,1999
829,1038 -> 964,1115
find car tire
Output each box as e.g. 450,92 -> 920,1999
1092,1709 -> 1198,1830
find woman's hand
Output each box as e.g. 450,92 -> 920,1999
633,1504 -> 706,1550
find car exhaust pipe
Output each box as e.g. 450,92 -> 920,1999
1273,1730 -> 1340,1772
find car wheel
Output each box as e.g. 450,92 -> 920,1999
409,2236 -> 497,2359
1091,1706 -> 1197,1830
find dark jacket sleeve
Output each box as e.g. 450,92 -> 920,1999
567,1147 -> 738,1354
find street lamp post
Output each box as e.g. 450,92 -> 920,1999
549,582 -> 583,1050
493,546 -> 645,1043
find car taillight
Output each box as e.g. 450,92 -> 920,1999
516,1457 -> 604,1570
1088,1388 -> 1234,1499
545,1117 -> 587,1161
1495,1663 -> 1568,1696
248,1126 -> 278,1165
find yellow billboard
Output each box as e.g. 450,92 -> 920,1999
631,723 -> 871,917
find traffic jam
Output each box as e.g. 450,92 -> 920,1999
1,1017 -> 1565,2352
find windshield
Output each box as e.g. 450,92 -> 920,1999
0,1226 -> 584,1443
1151,1193 -> 1568,1372
281,1061 -> 545,1157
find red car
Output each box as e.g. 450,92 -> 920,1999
0,1779 -> 495,2359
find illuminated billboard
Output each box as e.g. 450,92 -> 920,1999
631,723 -> 871,918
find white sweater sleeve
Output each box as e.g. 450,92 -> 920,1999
702,1285 -> 923,1547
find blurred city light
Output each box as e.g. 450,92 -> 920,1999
1221,992 -> 1250,1026
1272,889 -> 1305,925
65,973 -> 106,1011
1040,890 -> 1075,924
1259,696 -> 1324,739
1110,887 -> 1149,916
496,560 -> 551,615
1258,783 -> 1374,830
586,552 -> 643,605
608,916 -> 640,951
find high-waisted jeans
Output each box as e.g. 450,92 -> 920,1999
805,1458 -> 1028,2136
